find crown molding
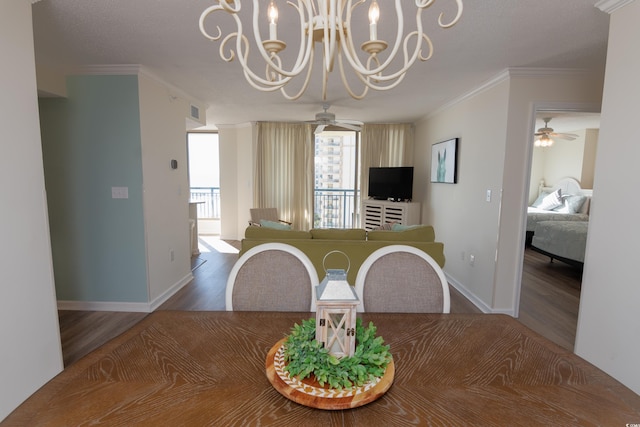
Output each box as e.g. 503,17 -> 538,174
595,0 -> 635,13
423,68 -> 591,121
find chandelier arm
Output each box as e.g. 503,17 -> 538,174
341,10 -> 435,85
279,47 -> 316,100
340,0 -> 421,78
337,48 -> 370,100
199,0 -> 463,99
437,0 -> 463,28
357,52 -> 408,93
288,1 -> 316,75
230,17 -> 294,89
238,35 -> 290,92
417,32 -> 434,61
199,5 -> 224,41
219,33 -> 238,62
249,1 -> 314,79
216,1 -> 309,89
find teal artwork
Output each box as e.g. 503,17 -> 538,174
437,149 -> 446,182
431,138 -> 458,184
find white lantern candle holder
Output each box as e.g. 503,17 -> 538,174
315,251 -> 359,359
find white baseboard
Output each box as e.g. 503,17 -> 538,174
57,272 -> 194,313
149,272 -> 193,311
446,273 -> 515,316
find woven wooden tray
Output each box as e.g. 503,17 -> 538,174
265,338 -> 394,410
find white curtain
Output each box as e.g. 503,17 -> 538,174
360,123 -> 414,206
254,122 -> 314,230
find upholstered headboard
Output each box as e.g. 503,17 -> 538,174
538,177 -> 593,214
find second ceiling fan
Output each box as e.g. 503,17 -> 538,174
534,117 -> 579,146
307,104 -> 363,134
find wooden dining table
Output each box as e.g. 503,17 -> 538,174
4,311 -> 640,426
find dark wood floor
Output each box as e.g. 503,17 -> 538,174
518,247 -> 582,351
58,238 -> 579,367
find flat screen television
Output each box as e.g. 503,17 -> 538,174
367,167 -> 414,201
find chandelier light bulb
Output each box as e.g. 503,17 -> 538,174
368,0 -> 380,41
268,1 -> 278,40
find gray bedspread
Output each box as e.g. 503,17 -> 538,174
531,220 -> 589,263
526,207 -> 589,232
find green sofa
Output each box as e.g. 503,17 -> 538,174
240,225 -> 445,285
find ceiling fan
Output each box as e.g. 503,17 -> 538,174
534,117 -> 579,147
307,104 -> 363,134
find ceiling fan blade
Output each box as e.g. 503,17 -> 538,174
552,133 -> 578,141
336,119 -> 364,126
315,124 -> 327,134
335,122 -> 362,132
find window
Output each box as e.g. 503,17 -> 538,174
314,131 -> 360,228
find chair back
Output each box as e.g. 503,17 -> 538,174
250,208 -> 279,224
226,243 -> 319,311
355,245 -> 450,313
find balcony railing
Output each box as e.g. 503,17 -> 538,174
314,188 -> 359,229
190,187 -> 220,219
190,186 -> 359,228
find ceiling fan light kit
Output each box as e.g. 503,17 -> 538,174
199,0 -> 463,101
534,117 -> 579,148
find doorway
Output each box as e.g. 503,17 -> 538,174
517,110 -> 600,351
187,132 -> 220,236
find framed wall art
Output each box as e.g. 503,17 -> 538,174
430,138 -> 458,184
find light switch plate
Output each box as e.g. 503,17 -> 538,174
112,187 -> 129,199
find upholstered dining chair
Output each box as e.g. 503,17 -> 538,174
226,243 -> 319,311
355,245 -> 450,313
249,208 -> 292,227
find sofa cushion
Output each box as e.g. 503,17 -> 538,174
367,225 -> 435,242
310,228 -> 366,240
244,226 -> 311,240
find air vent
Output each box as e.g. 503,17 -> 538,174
190,104 -> 200,120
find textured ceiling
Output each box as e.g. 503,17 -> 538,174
32,0 -> 609,130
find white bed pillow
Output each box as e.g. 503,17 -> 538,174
537,189 -> 563,211
554,195 -> 587,214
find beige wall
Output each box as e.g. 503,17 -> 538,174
0,1 -> 63,420
575,0 -> 640,395
415,79 -> 509,309
138,73 -> 193,304
218,124 -> 253,240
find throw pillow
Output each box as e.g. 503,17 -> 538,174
554,195 -> 587,214
372,221 -> 396,231
531,191 -> 550,208
537,189 -> 563,211
391,223 -> 421,231
259,219 -> 292,230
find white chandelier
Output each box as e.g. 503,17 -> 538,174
199,0 -> 463,101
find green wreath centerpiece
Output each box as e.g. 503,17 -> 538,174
282,317 -> 392,390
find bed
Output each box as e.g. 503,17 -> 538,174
526,177 -> 593,268
525,177 -> 592,246
531,220 -> 589,268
